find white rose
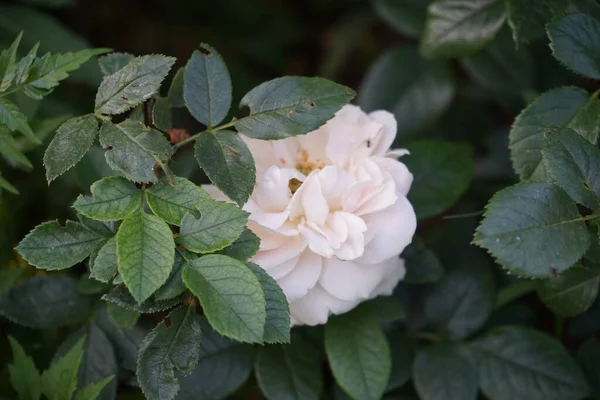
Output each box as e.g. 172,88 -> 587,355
205,104 -> 417,326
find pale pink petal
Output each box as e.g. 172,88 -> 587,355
372,156 -> 413,196
251,234 -> 307,267
241,137 -> 280,167
370,256 -> 406,296
298,224 -> 335,258
202,184 -> 232,203
319,258 -> 383,301
368,110 -> 397,155
277,251 -> 323,301
262,254 -> 300,279
289,284 -> 359,326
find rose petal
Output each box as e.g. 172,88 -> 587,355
289,284 -> 359,326
277,250 -> 323,301
372,156 -> 413,196
368,110 -> 397,155
319,257 -> 384,301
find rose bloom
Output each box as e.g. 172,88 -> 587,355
206,105 -> 417,326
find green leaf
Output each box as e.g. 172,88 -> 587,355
76,275 -> 110,295
413,344 -> 477,400
73,176 -> 142,221
354,296 -> 405,324
175,318 -> 255,400
325,309 -> 391,400
194,131 -> 255,206
0,97 -> 38,144
168,67 -> 184,108
146,176 -> 210,226
99,119 -> 172,183
182,254 -> 266,343
0,276 -> 92,328
137,305 -> 202,400
509,87 -> 600,180
234,76 -> 355,140
76,377 -> 114,400
0,268 -> 24,293
11,43 -> 39,88
471,326 -> 590,400
42,337 -> 85,400
154,251 -> 187,301
90,237 -> 118,283
255,333 -> 323,400
386,331 -> 415,391
373,0 -> 431,37
152,97 -> 172,130
403,140 -> 474,219
506,0 -> 568,45
0,127 -> 32,169
474,182 -> 589,278
358,46 -> 454,139
95,54 -> 176,115
420,0 -> 506,58
246,262 -> 290,343
177,198 -> 248,253
219,227 -> 260,261
183,45 -> 232,127
402,237 -> 444,284
538,264 -> 600,317
0,170 -> 18,194
117,212 -> 175,303
576,338 -> 600,400
16,220 -> 104,270
44,114 -> 99,183
98,52 -> 134,76
8,336 -> 41,400
0,32 -> 22,90
542,127 -> 600,209
102,285 -> 184,313
107,302 -> 140,329
548,13 -> 600,80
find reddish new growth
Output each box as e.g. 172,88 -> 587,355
166,128 -> 190,144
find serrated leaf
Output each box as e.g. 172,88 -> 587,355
11,43 -> 39,87
0,275 -> 92,328
255,333 -> 322,400
146,176 -> 210,226
168,67 -> 184,108
99,119 -> 172,183
182,254 -> 266,343
42,337 -> 85,400
44,114 -> 99,182
90,237 -> 118,283
137,305 -> 202,400
95,54 -> 176,115
183,45 -> 232,127
152,97 -> 172,131
117,212 -> 175,303
538,264 -> 600,317
373,0 -> 431,37
234,76 -> 355,140
506,0 -> 568,46
509,87 -> 600,180
177,198 -> 248,253
474,182 -> 589,278
175,318 -> 255,400
548,13 -> 600,80
325,309 -> 391,400
98,52 -> 134,76
0,32 -> 22,91
403,140 -> 474,219
402,236 -> 444,284
102,285 -> 184,313
219,227 -> 260,261
194,131 -> 255,206
16,220 -> 104,270
8,336 -> 41,400
542,127 -> 600,209
420,0 -> 506,59
359,46 -> 455,139
154,251 -> 188,301
0,97 -> 38,144
413,344 -> 477,400
73,176 -> 142,221
471,326 -> 590,400
76,377 -> 114,400
107,302 -> 140,329
245,262 -> 290,343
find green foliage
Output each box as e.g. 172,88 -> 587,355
373,0 -> 431,37
146,176 -> 209,226
8,337 -> 42,400
402,237 -> 444,284
505,0 -> 567,45
73,176 -> 142,220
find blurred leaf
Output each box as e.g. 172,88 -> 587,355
538,264 -> 600,317
325,309 -> 391,400
107,302 -> 140,329
99,119 -> 171,183
154,251 -> 187,301
137,306 -> 202,400
182,254 -> 266,343
548,13 -> 600,79
152,97 -> 172,130
474,182 -> 589,278
146,176 -> 209,226
413,344 -> 477,400
386,331 -> 415,391
576,338 -> 600,400
176,319 -> 255,400
219,227 -> 260,261
0,268 -> 24,293
8,336 -> 41,400
246,262 -> 290,343
16,220 -> 104,270
73,176 -> 142,221
420,0 -> 506,58
506,0 -> 568,45
117,211 -> 175,303
102,285 -> 184,313
98,52 -> 134,76
373,0 -> 431,37
76,377 -> 114,400
509,87 -> 600,180
403,140 -> 473,219
359,46 -> 454,139
0,169 -> 18,194
402,237 -> 444,284
0,127 -> 32,169
44,114 -> 99,183
234,76 -> 355,140
168,67 -> 184,108
255,333 -> 322,400
355,296 -> 405,323
0,97 -> 37,143
184,45 -> 232,127
42,337 -> 85,400
177,198 -> 248,253
90,237 -> 117,283
76,275 -> 109,294
194,131 -> 255,206
542,127 -> 600,209
471,326 -> 590,400
95,54 -> 176,115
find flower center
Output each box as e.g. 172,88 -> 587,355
287,149 -> 327,194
